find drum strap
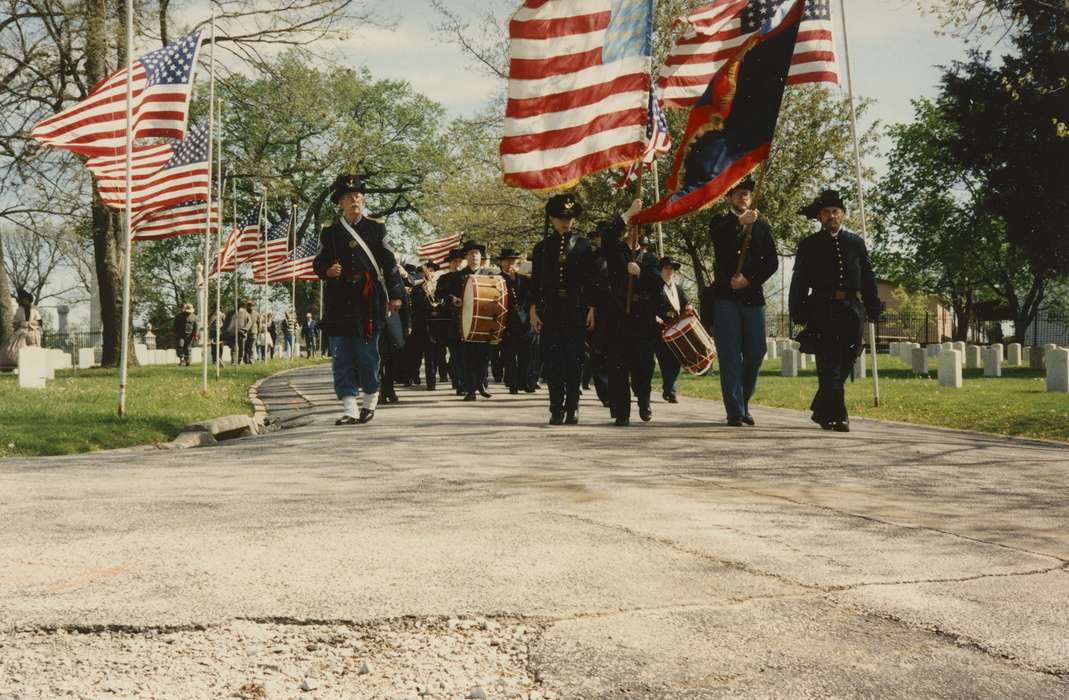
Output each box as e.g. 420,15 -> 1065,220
341,217 -> 392,313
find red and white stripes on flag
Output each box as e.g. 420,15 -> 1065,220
501,0 -> 655,191
231,203 -> 265,266
418,233 -> 462,264
250,218 -> 292,282
85,122 -> 210,212
616,86 -> 672,188
131,199 -> 219,242
31,31 -> 203,157
658,0 -> 839,109
209,220 -> 242,277
261,231 -> 320,283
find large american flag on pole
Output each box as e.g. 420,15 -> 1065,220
263,231 -> 320,283
85,121 -> 210,212
417,233 -> 462,265
615,86 -> 672,188
131,199 -> 220,242
501,0 -> 655,191
250,218 -> 292,282
31,31 -> 203,157
231,202 -> 265,266
658,0 -> 838,108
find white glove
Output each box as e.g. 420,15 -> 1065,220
622,198 -> 642,224
627,261 -> 641,277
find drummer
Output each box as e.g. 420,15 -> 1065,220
439,240 -> 494,401
654,256 -> 693,404
709,176 -> 779,427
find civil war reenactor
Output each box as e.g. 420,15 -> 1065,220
313,174 -> 405,425
437,248 -> 467,395
438,240 -> 494,401
529,193 -> 597,425
582,222 -> 612,408
497,247 -> 531,395
379,264 -> 412,404
173,302 -> 198,366
789,189 -> 881,433
592,204 -> 661,426
654,255 -> 693,403
708,176 -> 779,426
408,260 -> 445,390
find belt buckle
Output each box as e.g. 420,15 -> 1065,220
834,291 -> 847,300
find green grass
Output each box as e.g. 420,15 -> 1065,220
676,355 -> 1069,443
0,358 -> 327,458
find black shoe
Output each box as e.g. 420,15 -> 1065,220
335,415 -> 359,426
740,414 -> 755,426
357,409 -> 374,424
509,387 -> 519,395
427,384 -> 436,391
727,417 -> 744,427
549,411 -> 564,426
614,416 -> 630,426
582,383 -> 591,390
524,386 -> 537,393
463,393 -> 477,402
478,389 -> 492,399
833,421 -> 850,433
565,411 -> 578,425
609,406 -> 616,419
663,394 -> 678,404
639,406 -> 652,422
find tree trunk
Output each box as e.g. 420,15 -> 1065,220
0,234 -> 14,349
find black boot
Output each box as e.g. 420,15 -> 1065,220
549,410 -> 564,426
564,410 -> 578,425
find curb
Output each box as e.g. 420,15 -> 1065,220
247,363 -> 321,428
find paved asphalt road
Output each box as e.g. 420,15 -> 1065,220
1,364 -> 1067,698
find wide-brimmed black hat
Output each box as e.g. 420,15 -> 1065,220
799,189 -> 847,220
498,247 -> 521,260
330,174 -> 366,204
658,256 -> 682,270
729,176 -> 757,194
445,248 -> 466,262
461,240 -> 486,256
545,193 -> 583,219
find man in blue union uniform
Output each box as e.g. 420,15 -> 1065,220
314,174 -> 404,425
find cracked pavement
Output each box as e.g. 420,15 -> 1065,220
1,364 -> 1067,698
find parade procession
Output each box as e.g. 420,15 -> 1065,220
2,0 -> 1068,697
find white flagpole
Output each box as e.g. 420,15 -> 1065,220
290,202 -> 296,362
261,187 -> 269,363
214,107 -> 224,378
838,0 -> 880,407
117,0 -> 135,416
201,12 -> 216,393
651,160 -> 665,258
233,177 -> 240,363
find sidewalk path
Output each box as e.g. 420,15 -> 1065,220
2,364 -> 1066,698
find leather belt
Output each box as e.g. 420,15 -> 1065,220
833,291 -> 848,300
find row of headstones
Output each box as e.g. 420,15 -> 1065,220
16,347 -> 73,389
132,344 -> 232,366
889,341 -> 1056,370
766,340 -> 816,377
890,341 -> 1068,393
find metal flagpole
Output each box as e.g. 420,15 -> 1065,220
651,160 -> 665,258
290,202 -> 296,362
232,175 -> 239,364
838,0 -> 879,406
200,12 -> 216,393
261,187 -> 268,363
214,106 -> 224,378
117,0 -> 135,416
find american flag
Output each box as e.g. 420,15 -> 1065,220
616,86 -> 672,188
86,121 -> 210,212
131,199 -> 219,242
262,231 -> 320,283
417,233 -> 462,265
501,0 -> 655,191
32,31 -> 203,157
230,203 -> 265,266
658,0 -> 838,108
249,218 -> 292,282
209,209 -> 251,277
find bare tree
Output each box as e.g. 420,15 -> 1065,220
2,219 -> 92,306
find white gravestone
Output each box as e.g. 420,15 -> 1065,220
17,347 -> 48,389
938,349 -> 963,388
191,347 -> 203,364
854,349 -> 866,379
222,346 -> 232,363
911,347 -> 929,377
78,348 -> 95,369
953,341 -> 966,355
983,346 -> 1002,377
1046,348 -> 1069,393
165,349 -> 178,364
781,349 -> 800,377
1043,344 -> 1058,368
965,344 -> 982,369
989,344 -> 1004,365
1029,346 -> 1045,370
1007,343 -> 1023,366
927,344 -> 941,358
889,342 -> 899,357
798,352 -> 807,370
134,343 -> 149,365
766,339 -> 778,360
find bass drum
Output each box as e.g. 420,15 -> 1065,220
460,274 -> 509,343
662,314 -> 717,375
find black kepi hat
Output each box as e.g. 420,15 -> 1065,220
498,247 -> 521,260
545,193 -> 583,219
331,174 -> 366,204
799,189 -> 847,220
658,256 -> 682,270
728,176 -> 757,194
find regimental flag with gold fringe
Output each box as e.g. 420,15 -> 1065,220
501,0 -> 654,191
631,0 -> 804,225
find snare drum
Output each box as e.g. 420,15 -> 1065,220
460,274 -> 509,343
661,314 -> 717,374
